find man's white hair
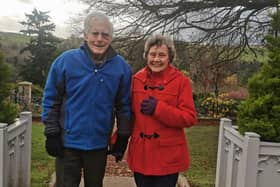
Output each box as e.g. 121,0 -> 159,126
84,12 -> 113,36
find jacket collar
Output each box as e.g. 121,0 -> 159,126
134,65 -> 179,85
81,41 -> 117,63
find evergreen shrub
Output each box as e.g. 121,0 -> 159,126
0,52 -> 18,124
237,11 -> 280,142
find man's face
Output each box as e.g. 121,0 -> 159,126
147,44 -> 169,73
84,20 -> 112,59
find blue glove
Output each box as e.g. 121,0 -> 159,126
140,96 -> 158,115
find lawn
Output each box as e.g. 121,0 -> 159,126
31,123 -> 55,187
184,125 -> 219,187
31,123 -> 219,187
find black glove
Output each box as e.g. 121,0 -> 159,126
141,96 -> 158,115
111,135 -> 129,162
45,134 -> 64,158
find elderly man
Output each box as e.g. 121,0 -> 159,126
42,12 -> 132,187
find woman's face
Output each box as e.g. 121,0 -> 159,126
147,44 -> 169,73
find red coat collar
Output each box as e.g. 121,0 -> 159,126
134,65 -> 179,85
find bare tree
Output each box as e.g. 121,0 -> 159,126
187,44 -> 238,95
70,0 -> 278,91
77,0 -> 277,57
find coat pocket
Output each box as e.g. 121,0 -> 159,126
159,137 -> 187,168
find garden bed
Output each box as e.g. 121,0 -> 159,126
197,117 -> 220,126
198,117 -> 236,126
32,115 -> 41,122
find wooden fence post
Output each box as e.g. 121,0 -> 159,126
215,118 -> 232,187
20,112 -> 32,187
0,123 -> 8,187
239,132 -> 260,187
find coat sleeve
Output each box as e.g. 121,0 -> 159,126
153,77 -> 197,128
41,57 -> 65,136
115,62 -> 132,136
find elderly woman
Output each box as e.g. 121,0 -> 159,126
127,34 -> 197,187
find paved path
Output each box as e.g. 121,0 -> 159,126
90,176 -> 136,187
49,173 -> 190,187
49,173 -> 136,187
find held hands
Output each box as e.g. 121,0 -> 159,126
45,134 -> 64,158
140,96 -> 158,115
111,135 -> 129,162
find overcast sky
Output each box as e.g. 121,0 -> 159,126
0,0 -> 86,38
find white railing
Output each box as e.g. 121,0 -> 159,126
215,118 -> 280,187
0,112 -> 32,187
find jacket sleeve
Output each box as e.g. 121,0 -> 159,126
115,62 -> 132,137
153,77 -> 197,128
41,58 -> 65,136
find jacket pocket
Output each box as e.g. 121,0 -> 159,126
159,137 -> 187,168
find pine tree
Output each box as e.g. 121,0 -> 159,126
20,8 -> 61,87
237,10 -> 280,142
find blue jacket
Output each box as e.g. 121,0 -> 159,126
42,43 -> 132,150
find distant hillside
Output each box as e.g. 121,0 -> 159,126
0,31 -> 29,44
0,31 -> 81,61
0,32 -> 30,62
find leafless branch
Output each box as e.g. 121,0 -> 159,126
75,0 -> 277,59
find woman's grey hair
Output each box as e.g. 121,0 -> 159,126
143,34 -> 176,63
84,12 -> 113,36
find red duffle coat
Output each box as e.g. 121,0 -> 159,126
127,65 -> 197,176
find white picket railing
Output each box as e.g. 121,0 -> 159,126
215,118 -> 280,187
0,112 -> 32,187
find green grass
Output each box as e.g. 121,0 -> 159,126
31,123 -> 54,187
31,123 -> 219,187
184,125 -> 219,187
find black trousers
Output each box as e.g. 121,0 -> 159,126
55,148 -> 107,187
134,172 -> 178,187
